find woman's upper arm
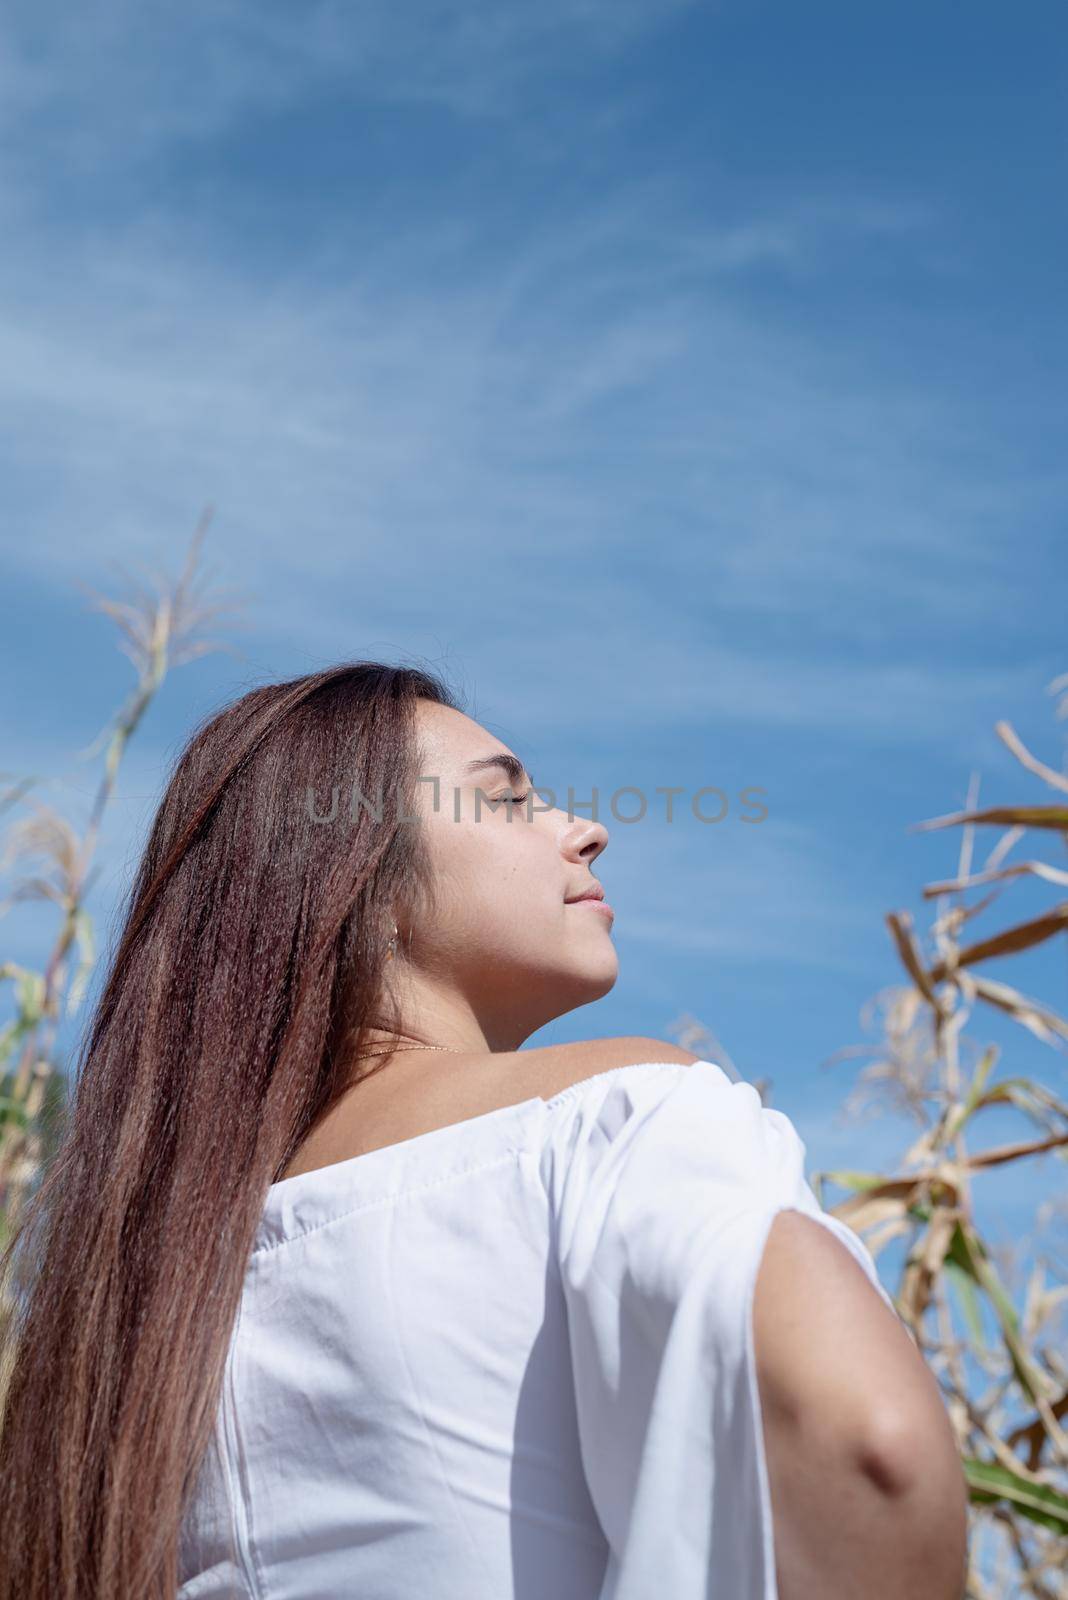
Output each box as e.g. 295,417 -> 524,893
753,1207 -> 960,1481
751,1210 -> 970,1600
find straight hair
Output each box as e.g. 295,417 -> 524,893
0,659 -> 461,1597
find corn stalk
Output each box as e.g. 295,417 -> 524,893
0,510 -> 243,1305
812,708 -> 1068,1596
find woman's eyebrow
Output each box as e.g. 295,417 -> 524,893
464,754 -> 531,786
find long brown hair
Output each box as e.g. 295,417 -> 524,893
0,659 -> 461,1598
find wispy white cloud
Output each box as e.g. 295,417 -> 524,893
0,0 -> 698,174
0,173 -> 1049,752
0,2 -> 1056,763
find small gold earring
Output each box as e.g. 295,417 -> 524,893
386,922 -> 399,960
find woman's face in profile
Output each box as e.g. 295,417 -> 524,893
402,700 -> 618,1032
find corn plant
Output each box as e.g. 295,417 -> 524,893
813,713 -> 1068,1596
0,511 -> 243,1310
670,696 -> 1068,1594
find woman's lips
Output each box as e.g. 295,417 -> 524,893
568,898 -> 615,920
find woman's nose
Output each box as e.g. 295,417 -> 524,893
562,815 -> 609,863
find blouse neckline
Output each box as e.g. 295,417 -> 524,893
265,1060 -> 692,1198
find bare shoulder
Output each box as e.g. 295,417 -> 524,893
503,1035 -> 701,1104
280,1036 -> 702,1177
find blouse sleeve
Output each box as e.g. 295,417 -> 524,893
539,1059 -> 898,1600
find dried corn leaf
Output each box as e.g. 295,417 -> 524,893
916,805 -> 1068,832
928,902 -> 1068,978
958,972 -> 1068,1051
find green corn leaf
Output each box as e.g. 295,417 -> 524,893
963,1458 -> 1068,1535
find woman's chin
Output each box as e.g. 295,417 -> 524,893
574,950 -> 620,998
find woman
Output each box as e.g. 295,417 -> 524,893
0,661 -> 968,1599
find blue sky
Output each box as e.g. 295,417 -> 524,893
2,1 -> 1066,1287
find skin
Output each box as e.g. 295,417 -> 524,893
754,1211 -> 970,1600
370,697 -> 621,1057
290,698 -> 970,1599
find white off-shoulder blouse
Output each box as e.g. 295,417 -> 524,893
178,1057 -> 897,1600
